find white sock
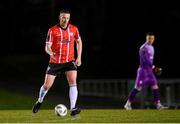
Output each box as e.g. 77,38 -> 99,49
69,85 -> 78,110
126,100 -> 131,106
156,102 -> 162,107
38,86 -> 48,103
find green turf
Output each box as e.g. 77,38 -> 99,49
0,109 -> 179,123
0,90 -> 54,110
0,90 -> 180,123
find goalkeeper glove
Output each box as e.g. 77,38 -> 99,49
152,65 -> 162,76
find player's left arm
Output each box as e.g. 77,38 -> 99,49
75,37 -> 82,66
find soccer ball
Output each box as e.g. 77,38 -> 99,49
54,104 -> 68,117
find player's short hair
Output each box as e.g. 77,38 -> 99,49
146,32 -> 154,36
60,9 -> 70,15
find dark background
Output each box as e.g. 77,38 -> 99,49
1,0 -> 180,79
0,0 -> 180,109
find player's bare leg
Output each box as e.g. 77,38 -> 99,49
32,74 -> 56,113
65,70 -> 81,116
124,86 -> 142,110
151,84 -> 168,110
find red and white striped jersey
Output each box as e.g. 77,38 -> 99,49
46,24 -> 80,63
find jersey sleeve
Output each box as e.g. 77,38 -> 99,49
46,29 -> 53,45
140,47 -> 153,67
74,26 -> 81,40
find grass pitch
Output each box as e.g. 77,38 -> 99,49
0,109 -> 179,123
0,90 -> 180,123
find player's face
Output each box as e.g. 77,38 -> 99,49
146,35 -> 155,45
59,13 -> 70,28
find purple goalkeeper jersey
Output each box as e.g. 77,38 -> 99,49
135,42 -> 157,88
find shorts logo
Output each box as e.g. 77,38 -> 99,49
47,66 -> 51,71
139,80 -> 143,84
72,61 -> 77,69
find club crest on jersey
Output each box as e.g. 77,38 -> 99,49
70,32 -> 73,36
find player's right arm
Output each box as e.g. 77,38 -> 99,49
45,29 -> 55,59
45,43 -> 54,56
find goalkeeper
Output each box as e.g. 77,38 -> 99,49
124,32 -> 168,110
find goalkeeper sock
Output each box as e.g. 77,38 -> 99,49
128,88 -> 139,102
69,85 -> 78,109
152,89 -> 160,104
38,85 -> 48,103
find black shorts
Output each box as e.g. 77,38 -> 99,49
46,61 -> 77,76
